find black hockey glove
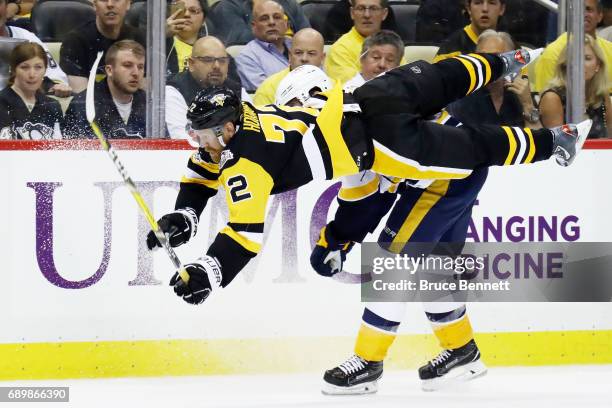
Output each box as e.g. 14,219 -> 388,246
170,256 -> 223,305
310,224 -> 354,277
146,208 -> 198,250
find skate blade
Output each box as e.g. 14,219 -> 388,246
321,380 -> 379,395
421,360 -> 488,392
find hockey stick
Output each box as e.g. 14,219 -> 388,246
85,51 -> 190,283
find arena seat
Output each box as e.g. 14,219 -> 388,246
125,1 -> 147,30
45,42 -> 61,65
226,45 -> 245,58
403,45 -> 439,64
31,0 -> 95,42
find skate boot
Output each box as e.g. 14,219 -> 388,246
418,339 -> 487,391
499,47 -> 543,81
322,355 -> 383,395
550,119 -> 592,167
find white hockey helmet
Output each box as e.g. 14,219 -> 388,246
275,65 -> 333,108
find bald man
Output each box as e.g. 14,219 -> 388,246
166,36 -> 244,139
254,28 -> 325,105
236,0 -> 292,91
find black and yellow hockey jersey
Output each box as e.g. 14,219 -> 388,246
177,83 -> 371,287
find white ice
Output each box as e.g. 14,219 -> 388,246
2,365 -> 611,408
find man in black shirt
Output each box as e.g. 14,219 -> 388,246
60,0 -> 145,93
166,36 -> 242,139
63,40 -> 146,139
434,0 -> 505,62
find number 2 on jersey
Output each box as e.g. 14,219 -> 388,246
227,175 -> 252,203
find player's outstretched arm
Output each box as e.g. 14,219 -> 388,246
146,149 -> 220,250
169,157 -> 273,305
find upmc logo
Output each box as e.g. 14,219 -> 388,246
26,181 -> 342,290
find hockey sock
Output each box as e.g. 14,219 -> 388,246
426,306 -> 474,350
354,308 -> 401,361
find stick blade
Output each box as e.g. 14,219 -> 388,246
86,51 -> 104,123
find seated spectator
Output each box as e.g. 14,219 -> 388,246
0,41 -> 63,139
254,27 -> 325,105
6,0 -> 34,22
539,34 -> 611,139
448,29 -> 541,129
166,36 -> 243,139
211,0 -> 309,46
60,0 -> 145,93
597,0 -> 612,41
534,0 -> 612,93
0,0 -> 71,96
235,0 -> 291,92
165,0 -> 242,84
434,0 -> 505,62
416,0 -> 467,44
324,0 -> 389,84
342,29 -> 403,93
63,40 -> 146,139
165,0 -> 207,77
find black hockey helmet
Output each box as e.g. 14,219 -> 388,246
187,86 -> 242,130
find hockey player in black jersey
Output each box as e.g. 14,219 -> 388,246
147,48 -> 591,308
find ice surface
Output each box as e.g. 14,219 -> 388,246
1,365 -> 610,408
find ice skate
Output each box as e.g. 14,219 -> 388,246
418,339 -> 488,391
322,355 -> 383,395
499,47 -> 543,81
550,119 -> 592,167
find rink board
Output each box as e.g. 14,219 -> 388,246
1,140 -> 611,380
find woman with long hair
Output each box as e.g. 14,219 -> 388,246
539,34 -> 612,138
0,42 -> 63,139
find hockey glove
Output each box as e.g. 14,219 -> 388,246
170,256 -> 223,305
310,225 -> 354,277
146,208 -> 198,250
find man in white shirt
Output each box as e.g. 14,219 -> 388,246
63,40 -> 146,138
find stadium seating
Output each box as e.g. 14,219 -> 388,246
125,1 -> 147,31
31,0 -> 95,42
403,45 -> 439,64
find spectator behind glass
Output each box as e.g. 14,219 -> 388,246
324,0 -> 389,84
534,0 -> 612,93
166,0 -> 207,77
63,39 -> 146,139
539,34 -> 612,139
416,0 -> 468,44
254,27 -> 325,105
0,42 -> 63,139
60,0 -> 145,94
235,0 -> 291,92
166,36 -> 244,139
0,0 -> 71,96
210,0 -> 309,46
342,29 -> 403,94
434,0 -> 505,62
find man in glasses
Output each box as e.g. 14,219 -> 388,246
166,36 -> 244,139
325,0 -> 390,83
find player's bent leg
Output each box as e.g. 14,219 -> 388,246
419,304 -> 487,391
322,304 -> 406,395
